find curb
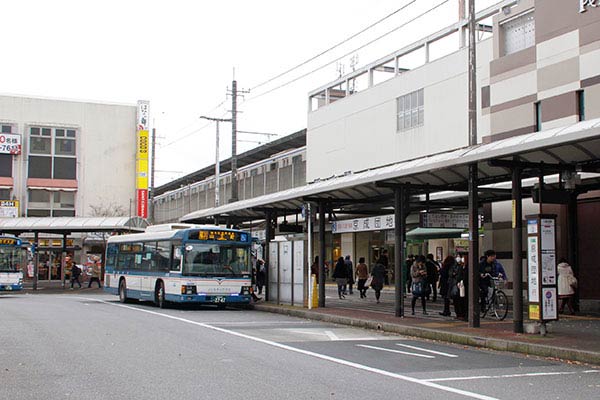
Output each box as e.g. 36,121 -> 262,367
251,303 -> 600,365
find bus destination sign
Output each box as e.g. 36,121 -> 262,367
0,237 -> 21,246
190,230 -> 248,242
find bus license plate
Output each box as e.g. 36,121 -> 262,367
213,296 -> 226,303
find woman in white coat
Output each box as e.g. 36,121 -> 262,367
557,258 -> 577,314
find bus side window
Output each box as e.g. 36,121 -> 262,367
156,241 -> 171,272
143,242 -> 156,271
171,244 -> 182,272
106,244 -> 118,268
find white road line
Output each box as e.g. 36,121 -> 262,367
357,344 -> 435,359
396,343 -> 459,358
324,330 -> 339,341
82,297 -> 499,400
424,370 -> 600,382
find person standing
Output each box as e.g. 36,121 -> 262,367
557,258 -> 577,314
87,256 -> 102,288
344,255 -> 354,295
411,255 -> 428,315
425,254 -> 439,302
377,249 -> 390,286
439,256 -> 458,316
370,262 -> 386,304
355,257 -> 369,298
333,257 -> 348,299
454,255 -> 468,321
405,254 -> 414,294
256,259 -> 266,295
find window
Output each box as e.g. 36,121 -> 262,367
0,154 -> 12,177
535,101 -> 542,132
28,126 -> 77,180
1,125 -> 12,133
501,11 -> 535,56
0,188 -> 11,199
578,90 -> 585,122
397,89 -> 424,132
27,189 -> 76,216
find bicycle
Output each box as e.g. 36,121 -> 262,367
480,276 -> 509,321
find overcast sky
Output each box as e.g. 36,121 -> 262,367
2,0 -> 500,186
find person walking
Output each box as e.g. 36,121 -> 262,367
411,255 -> 428,315
425,254 -> 439,302
69,258 -> 82,289
355,257 -> 369,298
333,257 -> 348,299
87,256 -> 102,288
557,258 -> 577,314
344,255 -> 354,295
370,262 -> 386,304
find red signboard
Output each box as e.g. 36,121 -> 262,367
136,189 -> 148,218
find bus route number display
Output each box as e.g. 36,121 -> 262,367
191,230 -> 245,242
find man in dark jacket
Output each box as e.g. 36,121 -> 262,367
425,254 -> 439,302
344,255 -> 354,295
69,258 -> 82,289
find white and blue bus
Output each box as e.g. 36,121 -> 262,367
0,235 -> 25,292
104,224 -> 254,308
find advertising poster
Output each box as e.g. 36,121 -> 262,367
0,200 -> 19,217
541,251 -> 556,285
527,236 -> 539,302
529,304 -> 540,320
541,219 -> 555,251
542,288 -> 558,320
527,219 -> 538,234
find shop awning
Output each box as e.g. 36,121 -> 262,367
181,118 -> 600,223
0,217 -> 149,234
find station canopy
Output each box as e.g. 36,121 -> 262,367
181,118 -> 600,224
0,216 -> 148,235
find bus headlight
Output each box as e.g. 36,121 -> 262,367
181,285 -> 197,295
240,286 -> 252,295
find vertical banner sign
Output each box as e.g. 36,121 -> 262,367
136,100 -> 150,218
526,215 -> 559,322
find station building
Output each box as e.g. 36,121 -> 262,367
172,0 -> 600,314
0,94 -> 143,281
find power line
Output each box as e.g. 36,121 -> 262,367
249,0 -> 417,92
160,99 -> 228,148
244,0 -> 451,104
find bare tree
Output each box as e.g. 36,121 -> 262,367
87,202 -> 128,259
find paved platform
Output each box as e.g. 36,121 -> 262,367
254,285 -> 600,365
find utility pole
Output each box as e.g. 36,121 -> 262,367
200,116 -> 231,208
149,125 -> 156,223
467,0 -> 480,328
228,79 -> 249,203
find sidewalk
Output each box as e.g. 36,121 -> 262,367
19,281 -> 104,294
254,285 -> 600,365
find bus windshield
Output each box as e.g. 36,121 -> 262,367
0,247 -> 22,273
182,243 -> 250,277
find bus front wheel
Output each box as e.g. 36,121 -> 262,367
155,281 -> 166,308
119,279 -> 127,303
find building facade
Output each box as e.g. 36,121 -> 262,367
304,0 -> 600,310
0,94 -> 141,282
0,94 -> 138,217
